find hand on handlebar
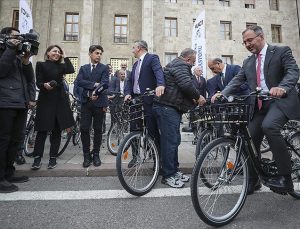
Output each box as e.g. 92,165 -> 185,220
124,94 -> 132,101
211,92 -> 222,103
269,87 -> 286,98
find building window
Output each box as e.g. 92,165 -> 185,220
114,15 -> 128,43
192,0 -> 204,4
246,22 -> 257,28
271,24 -> 282,43
270,0 -> 279,10
12,10 -> 19,29
219,0 -> 230,6
165,53 -> 177,65
220,21 -> 232,40
221,55 -> 233,64
165,0 -> 177,3
245,4 -> 255,8
110,58 -> 129,74
65,57 -> 78,84
165,18 -> 177,37
64,13 -> 79,41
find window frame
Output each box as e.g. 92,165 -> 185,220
220,21 -> 232,40
271,24 -> 282,43
164,17 -> 178,37
64,12 -> 80,41
219,0 -> 230,7
114,14 -> 128,44
12,9 -> 19,29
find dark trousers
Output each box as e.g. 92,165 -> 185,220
152,104 -> 182,178
80,101 -> 105,155
0,108 -> 27,180
248,101 -> 290,176
33,119 -> 61,158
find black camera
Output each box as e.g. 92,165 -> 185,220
0,29 -> 40,55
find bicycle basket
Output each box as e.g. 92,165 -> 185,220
199,103 -> 252,124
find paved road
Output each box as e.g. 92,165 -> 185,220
1,177 -> 300,229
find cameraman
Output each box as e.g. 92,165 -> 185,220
0,27 -> 36,193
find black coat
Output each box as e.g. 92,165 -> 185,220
34,58 -> 75,131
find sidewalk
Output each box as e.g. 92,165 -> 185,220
15,127 -> 197,177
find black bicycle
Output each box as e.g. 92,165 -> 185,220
116,90 -> 160,196
190,90 -> 300,227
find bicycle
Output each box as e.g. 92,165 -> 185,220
106,93 -> 130,156
190,90 -> 300,227
116,89 -> 160,196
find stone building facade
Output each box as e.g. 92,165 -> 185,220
0,0 -> 299,83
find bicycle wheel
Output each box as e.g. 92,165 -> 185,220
56,130 -> 72,157
72,119 -> 81,146
24,124 -> 36,157
195,128 -> 216,159
287,132 -> 300,199
116,131 -> 159,196
260,136 -> 270,153
191,138 -> 249,227
107,122 -> 129,156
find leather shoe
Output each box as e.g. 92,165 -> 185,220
182,126 -> 193,132
83,154 -> 92,168
128,157 -> 137,168
247,179 -> 262,195
15,155 -> 26,165
93,154 -> 101,167
0,180 -> 18,193
6,175 -> 29,183
266,175 -> 294,193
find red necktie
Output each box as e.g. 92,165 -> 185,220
256,53 -> 262,110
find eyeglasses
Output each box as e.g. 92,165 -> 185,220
242,34 -> 260,46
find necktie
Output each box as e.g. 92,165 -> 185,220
220,73 -> 225,86
133,59 -> 141,94
92,64 -> 96,73
88,64 -> 96,97
256,53 -> 262,110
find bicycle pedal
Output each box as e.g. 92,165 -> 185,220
270,188 -> 288,195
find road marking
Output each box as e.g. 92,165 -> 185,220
0,186 -> 273,201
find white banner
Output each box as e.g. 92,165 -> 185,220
19,0 -> 33,33
192,11 -> 206,79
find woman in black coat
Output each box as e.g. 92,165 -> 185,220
31,45 -> 75,170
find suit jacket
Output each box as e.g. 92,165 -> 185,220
114,69 -> 131,79
222,45 -> 300,119
207,64 -> 250,97
109,76 -> 128,94
193,75 -> 207,98
124,53 -> 165,104
76,63 -> 109,107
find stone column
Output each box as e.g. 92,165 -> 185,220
79,0 -> 94,65
142,0 -> 153,52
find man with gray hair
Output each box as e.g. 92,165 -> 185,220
152,48 -> 206,188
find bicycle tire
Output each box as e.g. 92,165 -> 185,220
116,131 -> 159,196
24,124 -> 35,156
260,136 -> 270,153
107,122 -> 129,156
56,130 -> 72,157
287,132 -> 300,199
191,137 -> 249,227
195,128 -> 215,159
72,119 -> 81,146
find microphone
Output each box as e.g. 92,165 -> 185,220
49,80 -> 57,88
93,84 -> 108,96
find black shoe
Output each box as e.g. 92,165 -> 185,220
93,154 -> 101,167
128,157 -> 137,168
83,154 -> 92,168
0,180 -> 19,193
266,175 -> 294,193
48,158 -> 57,169
182,126 -> 193,132
31,157 -> 42,170
15,155 -> 26,165
6,175 -> 29,183
247,179 -> 262,195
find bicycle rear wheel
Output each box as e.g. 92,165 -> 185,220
287,132 -> 300,199
116,131 -> 159,196
72,119 -> 81,146
24,124 -> 36,157
191,138 -> 249,227
107,122 -> 129,156
56,130 -> 72,157
195,128 -> 216,159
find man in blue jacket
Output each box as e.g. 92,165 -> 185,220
76,45 -> 109,168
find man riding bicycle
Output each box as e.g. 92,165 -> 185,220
211,25 -> 300,195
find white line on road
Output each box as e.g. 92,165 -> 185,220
0,186 -> 272,201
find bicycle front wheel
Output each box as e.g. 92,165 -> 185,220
116,131 -> 159,196
191,138 -> 249,227
24,125 -> 36,157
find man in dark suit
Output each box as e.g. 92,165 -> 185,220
108,69 -> 128,124
124,40 -> 165,167
212,25 -> 300,194
207,58 -> 249,98
76,45 -> 109,168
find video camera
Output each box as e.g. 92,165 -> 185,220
0,29 -> 40,55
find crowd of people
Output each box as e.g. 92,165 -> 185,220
0,25 -> 299,195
